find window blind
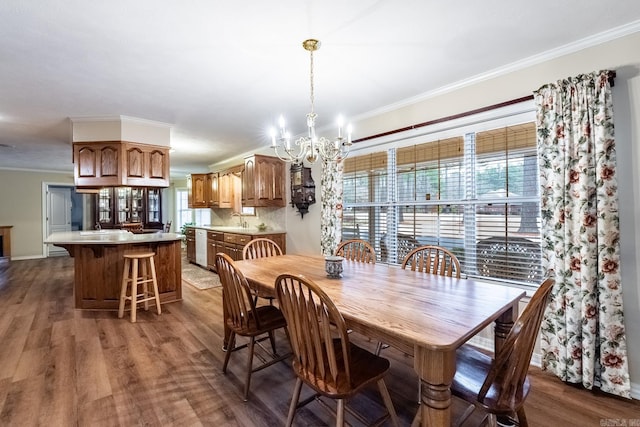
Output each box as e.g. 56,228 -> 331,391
342,121 -> 543,286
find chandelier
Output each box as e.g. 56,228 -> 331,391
270,39 -> 352,164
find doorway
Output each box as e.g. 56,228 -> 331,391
44,183 -> 87,257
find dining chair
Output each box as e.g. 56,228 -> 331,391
401,245 -> 461,278
242,237 -> 283,260
242,238 -> 283,305
449,277 -> 555,427
215,253 -> 291,401
275,273 -> 400,427
334,239 -> 376,263
163,220 -> 172,232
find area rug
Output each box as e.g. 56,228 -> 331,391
181,254 -> 221,290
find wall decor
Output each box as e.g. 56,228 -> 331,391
290,162 -> 315,218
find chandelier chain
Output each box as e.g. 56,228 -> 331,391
309,50 -> 315,114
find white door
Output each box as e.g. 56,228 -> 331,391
47,187 -> 72,256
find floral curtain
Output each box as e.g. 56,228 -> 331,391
320,158 -> 343,256
534,70 -> 630,398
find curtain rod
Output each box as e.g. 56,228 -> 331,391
353,95 -> 534,144
354,70 -> 616,144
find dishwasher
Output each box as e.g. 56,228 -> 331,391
195,228 -> 207,267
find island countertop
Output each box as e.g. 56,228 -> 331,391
45,230 -> 183,244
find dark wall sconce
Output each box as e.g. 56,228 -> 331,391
290,162 -> 315,218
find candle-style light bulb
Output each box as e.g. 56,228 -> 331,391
278,115 -> 286,137
347,123 -> 353,144
337,115 -> 344,138
270,128 -> 276,147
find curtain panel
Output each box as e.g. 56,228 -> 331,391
321,159 -> 343,256
534,70 -> 630,398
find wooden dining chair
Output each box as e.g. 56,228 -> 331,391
275,273 -> 400,427
334,239 -> 376,263
242,237 -> 283,260
215,253 -> 291,401
450,278 -> 555,427
163,220 -> 172,232
401,245 -> 461,278
242,238 -> 283,305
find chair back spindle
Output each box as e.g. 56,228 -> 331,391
335,239 -> 376,264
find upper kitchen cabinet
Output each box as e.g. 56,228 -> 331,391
242,154 -> 286,207
71,116 -> 172,188
208,172 -> 219,207
218,166 -> 243,211
73,141 -> 170,188
188,173 -> 209,208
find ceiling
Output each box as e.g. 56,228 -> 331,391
1,1 -> 640,179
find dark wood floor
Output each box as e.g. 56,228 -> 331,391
0,256 -> 638,426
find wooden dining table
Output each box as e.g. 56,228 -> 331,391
234,254 -> 526,427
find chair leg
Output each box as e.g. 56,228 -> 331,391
268,330 -> 277,354
486,413 -> 498,427
149,256 -> 161,314
222,332 -> 236,373
130,258 -> 138,323
118,258 -> 130,319
336,399 -> 345,426
377,379 -> 400,427
516,407 -> 528,427
243,336 -> 256,401
141,259 -> 149,311
285,378 -> 303,427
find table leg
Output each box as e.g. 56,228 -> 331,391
414,346 -> 456,427
494,302 -> 518,354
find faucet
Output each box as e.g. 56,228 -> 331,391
232,212 -> 247,228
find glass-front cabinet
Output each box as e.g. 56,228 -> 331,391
96,187 -> 163,229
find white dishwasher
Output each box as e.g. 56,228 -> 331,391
195,228 -> 208,267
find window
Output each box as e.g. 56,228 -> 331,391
342,121 -> 543,286
176,188 -> 193,231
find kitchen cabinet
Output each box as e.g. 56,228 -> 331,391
74,141 -> 170,188
96,187 -> 162,229
188,174 -> 209,208
218,166 -> 243,211
223,233 -> 252,261
242,154 -> 286,207
208,172 -> 219,207
185,228 -> 196,263
189,226 -> 287,264
207,231 -> 224,270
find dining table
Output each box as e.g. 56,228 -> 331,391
233,254 -> 526,427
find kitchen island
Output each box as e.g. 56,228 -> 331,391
45,230 -> 182,310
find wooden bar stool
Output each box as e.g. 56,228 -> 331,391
118,251 -> 161,322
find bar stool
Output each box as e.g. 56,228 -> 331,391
118,251 -> 161,322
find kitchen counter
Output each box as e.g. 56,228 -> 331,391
45,229 -> 183,244
45,230 -> 182,310
187,225 -> 286,235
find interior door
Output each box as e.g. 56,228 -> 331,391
47,187 -> 72,256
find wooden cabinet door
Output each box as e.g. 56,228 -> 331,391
123,143 -> 170,187
74,142 -> 122,187
208,173 -> 219,207
242,155 -> 286,207
219,172 -> 232,208
189,174 -> 208,208
186,229 -> 196,262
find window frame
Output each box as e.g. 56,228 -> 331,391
341,103 -> 542,289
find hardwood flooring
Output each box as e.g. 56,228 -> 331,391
0,256 -> 638,426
